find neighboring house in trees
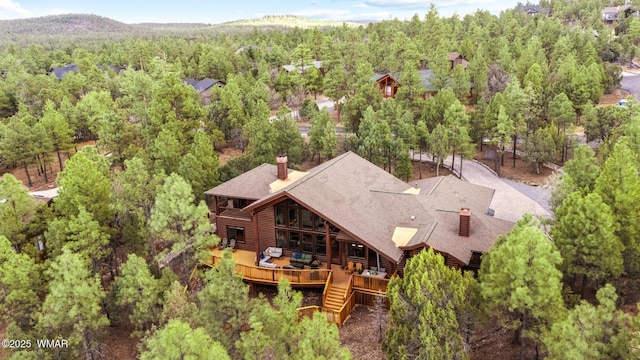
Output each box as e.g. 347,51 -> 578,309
447,52 -> 469,69
373,72 -> 399,98
49,64 -> 126,79
373,69 -> 473,99
205,151 -> 512,286
49,64 -> 78,79
602,5 -> 635,23
281,60 -> 323,75
184,78 -> 226,105
516,4 -> 551,16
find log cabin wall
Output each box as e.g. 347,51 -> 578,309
215,216 -> 256,251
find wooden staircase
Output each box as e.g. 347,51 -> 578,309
323,284 -> 348,311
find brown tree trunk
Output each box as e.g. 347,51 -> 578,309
22,162 -> 32,186
56,148 -> 64,171
513,135 -> 517,168
519,311 -> 528,360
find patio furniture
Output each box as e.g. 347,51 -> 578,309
228,238 -> 236,252
218,237 -> 228,250
290,252 -> 313,268
345,261 -> 355,274
309,259 -> 321,269
355,263 -> 363,274
264,247 -> 283,258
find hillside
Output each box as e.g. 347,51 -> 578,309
0,14 -> 134,36
216,15 -> 361,29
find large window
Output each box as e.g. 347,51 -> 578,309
227,226 -> 245,244
274,199 -> 337,257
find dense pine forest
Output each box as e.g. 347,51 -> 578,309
1,0 -> 640,358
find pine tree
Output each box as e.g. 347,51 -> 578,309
149,173 -> 218,286
39,100 -> 74,171
544,284 -> 634,359
552,192 -> 623,294
178,131 -> 220,201
594,139 -> 640,275
39,247 -> 109,360
139,320 -> 229,360
562,144 -> 599,193
198,249 -> 252,357
0,236 -> 41,338
55,148 -> 114,227
0,174 -> 37,250
383,248 -> 474,360
479,215 -> 565,359
115,254 -> 164,336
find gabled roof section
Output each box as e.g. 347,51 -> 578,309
204,163 -> 297,200
50,64 -> 78,79
184,78 -> 225,93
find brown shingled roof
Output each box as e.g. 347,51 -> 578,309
204,163 -> 297,200
236,153 -> 513,265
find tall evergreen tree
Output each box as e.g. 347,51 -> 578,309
552,192 -> 623,294
114,254 -> 164,336
594,139 -> 640,275
149,173 -> 218,286
479,215 -> 565,359
544,284 -> 634,360
39,247 -> 109,360
198,249 -> 253,357
0,174 -> 37,250
139,320 -> 229,360
383,248 -> 474,360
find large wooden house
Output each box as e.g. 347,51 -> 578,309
205,152 -> 512,274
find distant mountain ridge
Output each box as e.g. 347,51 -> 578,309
0,13 -> 362,38
0,14 -> 134,36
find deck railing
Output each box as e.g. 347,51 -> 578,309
343,274 -> 353,301
322,271 -> 333,306
353,274 -> 389,294
211,254 -> 330,286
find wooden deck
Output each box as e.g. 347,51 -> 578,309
209,248 -> 360,288
209,248 -> 392,326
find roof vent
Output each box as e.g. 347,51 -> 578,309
410,215 -> 416,220
459,208 -> 470,237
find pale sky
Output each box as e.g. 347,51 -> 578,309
0,0 -> 522,24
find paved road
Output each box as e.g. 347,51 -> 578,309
411,151 -> 552,223
621,71 -> 640,101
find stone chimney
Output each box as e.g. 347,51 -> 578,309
276,155 -> 288,180
459,208 -> 470,237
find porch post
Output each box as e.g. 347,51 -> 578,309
324,221 -> 331,270
253,211 -> 260,266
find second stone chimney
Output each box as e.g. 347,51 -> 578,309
459,208 -> 471,237
276,155 -> 288,180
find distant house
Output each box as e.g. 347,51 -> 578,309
281,61 -> 323,75
184,78 -> 225,105
373,69 -> 473,99
49,64 -> 126,79
602,5 -> 634,23
49,64 -> 78,79
448,52 -> 469,70
516,4 -> 551,16
373,72 -> 399,98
